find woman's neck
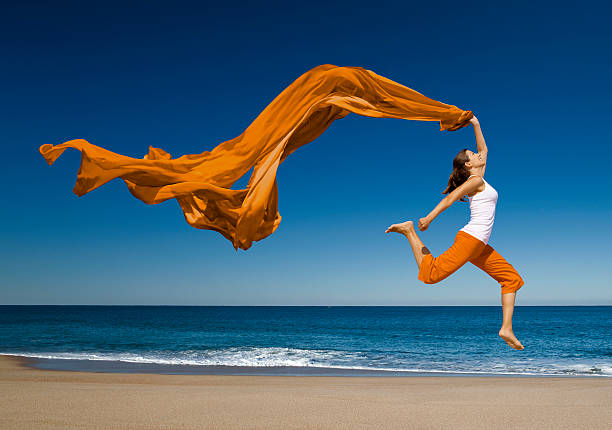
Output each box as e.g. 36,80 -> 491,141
469,167 -> 485,177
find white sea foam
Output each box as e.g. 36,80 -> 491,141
1,349 -> 610,377
0,348 -> 341,367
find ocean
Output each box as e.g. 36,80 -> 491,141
1,305 -> 610,377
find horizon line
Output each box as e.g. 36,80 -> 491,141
1,304 -> 610,307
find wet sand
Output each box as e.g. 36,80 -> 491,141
1,354 -> 610,429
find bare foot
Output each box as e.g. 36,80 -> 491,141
499,328 -> 524,350
385,221 -> 414,235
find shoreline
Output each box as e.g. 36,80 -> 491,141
3,353 -> 607,378
1,354 -> 611,429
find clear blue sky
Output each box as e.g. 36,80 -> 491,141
2,0 -> 610,305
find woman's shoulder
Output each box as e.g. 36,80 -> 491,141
466,176 -> 486,197
466,175 -> 486,186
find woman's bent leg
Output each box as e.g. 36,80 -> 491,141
385,225 -> 485,285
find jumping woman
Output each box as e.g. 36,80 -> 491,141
385,115 -> 525,350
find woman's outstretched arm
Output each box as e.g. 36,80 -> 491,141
418,177 -> 484,231
471,116 -> 488,154
471,116 -> 488,176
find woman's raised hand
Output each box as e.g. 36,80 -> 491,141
469,115 -> 479,125
418,217 -> 431,231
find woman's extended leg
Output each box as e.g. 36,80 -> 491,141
469,245 -> 525,350
500,292 -> 524,350
385,221 -> 429,268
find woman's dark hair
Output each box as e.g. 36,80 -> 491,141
442,148 -> 470,202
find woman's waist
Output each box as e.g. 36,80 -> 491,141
461,220 -> 495,231
467,204 -> 497,214
463,217 -> 495,226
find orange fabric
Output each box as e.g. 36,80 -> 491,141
39,64 -> 473,250
418,231 -> 524,294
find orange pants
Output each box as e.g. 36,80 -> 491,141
418,231 -> 524,294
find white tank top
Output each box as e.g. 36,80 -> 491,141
459,175 -> 498,245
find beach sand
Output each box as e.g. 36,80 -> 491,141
1,354 -> 610,429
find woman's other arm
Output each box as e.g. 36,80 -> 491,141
418,176 -> 484,231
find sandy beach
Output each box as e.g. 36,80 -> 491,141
0,354 -> 610,429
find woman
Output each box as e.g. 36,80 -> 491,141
385,115 -> 525,350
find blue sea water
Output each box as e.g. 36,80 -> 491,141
0,306 -> 610,377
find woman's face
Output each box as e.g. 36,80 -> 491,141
465,150 -> 485,169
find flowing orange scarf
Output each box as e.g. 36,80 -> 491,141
39,64 -> 473,250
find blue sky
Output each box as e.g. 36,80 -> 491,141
1,0 -> 610,305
